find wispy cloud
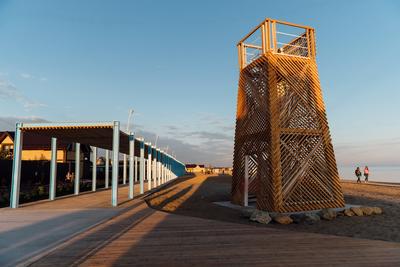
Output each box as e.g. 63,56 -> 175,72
0,78 -> 47,110
172,130 -> 232,141
134,127 -> 232,166
0,116 -> 49,131
20,72 -> 47,82
153,113 -> 235,166
20,73 -> 32,79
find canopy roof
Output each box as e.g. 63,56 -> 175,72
15,121 -> 183,165
19,121 -> 138,155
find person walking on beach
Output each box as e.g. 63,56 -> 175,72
364,166 -> 369,183
355,167 -> 362,183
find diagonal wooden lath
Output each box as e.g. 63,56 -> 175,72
232,19 -> 344,212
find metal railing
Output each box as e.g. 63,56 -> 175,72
237,18 -> 316,69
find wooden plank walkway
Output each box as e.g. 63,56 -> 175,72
2,179 -> 400,266
29,197 -> 400,266
0,183 -> 149,267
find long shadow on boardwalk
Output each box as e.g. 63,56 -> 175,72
0,207 -> 121,266
28,175 -> 400,266
149,174 -> 400,243
107,175 -> 400,266
1,177 -> 196,266
25,175 -> 196,266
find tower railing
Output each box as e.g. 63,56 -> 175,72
237,18 -> 316,69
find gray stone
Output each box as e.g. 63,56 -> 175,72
350,207 -> 364,216
372,206 -> 383,215
290,213 -> 306,224
336,210 -> 345,216
344,209 -> 354,217
361,206 -> 374,216
304,213 -> 320,224
241,207 -> 256,218
319,208 -> 337,220
272,214 -> 293,225
250,210 -> 271,224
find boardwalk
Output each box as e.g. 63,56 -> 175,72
0,183 -> 149,267
1,178 -> 400,266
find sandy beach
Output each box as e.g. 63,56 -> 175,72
146,174 -> 400,243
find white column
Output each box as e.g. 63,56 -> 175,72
168,161 -> 171,182
49,137 -> 57,200
123,154 -> 127,185
139,139 -> 144,194
129,133 -> 134,199
134,156 -> 138,182
74,142 -> 80,195
92,147 -> 97,191
112,121 -> 120,207
165,156 -> 168,182
147,144 -> 152,191
105,150 -> 109,189
168,164 -> 171,181
166,157 -> 169,181
154,148 -> 160,186
153,148 -> 157,188
160,152 -> 163,184
157,150 -> 161,185
10,123 -> 23,208
244,155 -> 249,207
170,162 -> 172,180
162,152 -> 166,184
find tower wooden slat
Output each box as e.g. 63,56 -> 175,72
232,19 -> 345,212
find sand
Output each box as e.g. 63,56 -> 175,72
146,174 -> 400,243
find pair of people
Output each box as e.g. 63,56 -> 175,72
355,166 -> 369,183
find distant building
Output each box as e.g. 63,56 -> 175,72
211,167 -> 233,175
185,164 -> 205,173
0,131 -> 91,162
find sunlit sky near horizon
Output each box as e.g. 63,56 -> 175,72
0,0 -> 399,168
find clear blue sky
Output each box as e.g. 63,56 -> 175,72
0,0 -> 399,167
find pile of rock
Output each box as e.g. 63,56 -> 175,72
243,206 -> 383,225
340,206 -> 383,217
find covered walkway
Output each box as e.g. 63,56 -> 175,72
9,121 -> 185,208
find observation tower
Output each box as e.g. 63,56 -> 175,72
232,19 -> 345,212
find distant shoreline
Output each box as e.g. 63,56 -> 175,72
341,179 -> 400,187
338,166 -> 400,184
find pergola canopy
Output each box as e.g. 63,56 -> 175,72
9,120 -> 185,209
20,121 -> 137,156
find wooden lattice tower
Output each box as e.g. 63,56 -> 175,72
232,19 -> 345,212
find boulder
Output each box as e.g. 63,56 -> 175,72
319,208 -> 337,220
241,207 -> 256,218
350,207 -> 364,216
304,213 -> 320,224
372,206 -> 383,215
336,210 -> 345,216
290,213 -> 306,224
250,210 -> 271,224
344,209 -> 355,217
272,214 -> 293,225
361,206 -> 374,216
